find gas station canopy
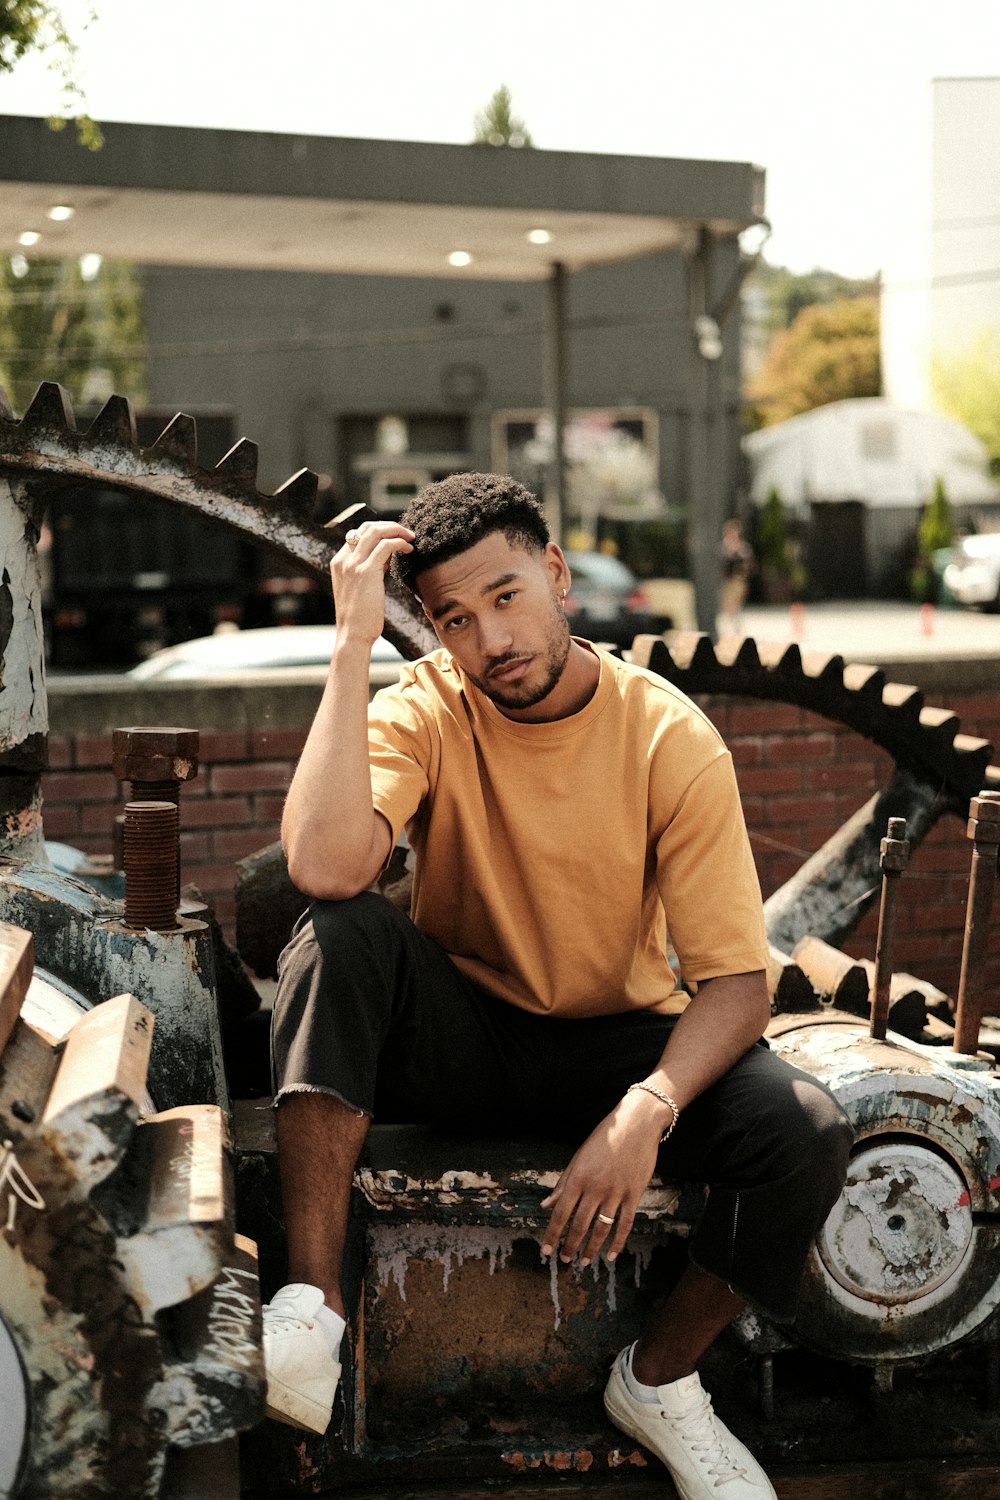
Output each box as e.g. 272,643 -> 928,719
0,115 -> 765,280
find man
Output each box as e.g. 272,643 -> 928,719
263,473 -> 852,1500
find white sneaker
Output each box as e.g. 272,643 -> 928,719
604,1348 -> 775,1498
262,1283 -> 341,1434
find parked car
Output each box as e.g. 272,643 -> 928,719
125,552 -> 669,681
563,550 -> 670,647
941,532 -> 1000,611
126,625 -> 402,680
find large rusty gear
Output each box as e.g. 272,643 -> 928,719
628,634 -> 998,953
0,926 -> 263,1500
0,382 -> 435,660
4,383 -> 993,967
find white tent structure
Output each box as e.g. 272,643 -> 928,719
742,398 -> 1000,597
743,397 -> 999,511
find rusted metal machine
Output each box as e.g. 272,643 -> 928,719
2,385 -> 1000,1495
0,389 -> 267,1497
0,925 -> 263,1499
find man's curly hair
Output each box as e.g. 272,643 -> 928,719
392,472 -> 549,597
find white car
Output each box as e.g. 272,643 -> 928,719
942,533 -> 1000,611
127,625 -> 403,680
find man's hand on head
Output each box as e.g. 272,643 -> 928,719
331,520 -> 414,651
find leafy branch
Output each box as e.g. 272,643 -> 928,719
0,2 -> 102,148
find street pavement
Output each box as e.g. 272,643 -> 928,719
727,600 -> 999,667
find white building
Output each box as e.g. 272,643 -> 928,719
882,76 -> 1000,410
743,397 -> 999,597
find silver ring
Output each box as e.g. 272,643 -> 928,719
596,1212 -> 615,1225
345,529 -> 360,548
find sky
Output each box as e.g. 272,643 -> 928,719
1,0 -> 999,280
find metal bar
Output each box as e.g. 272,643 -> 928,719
543,260 -> 567,544
954,790 -> 1000,1055
870,817 -> 909,1040
687,227 -> 720,635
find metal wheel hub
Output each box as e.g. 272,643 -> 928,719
817,1141 -> 973,1306
0,1314 -> 28,1495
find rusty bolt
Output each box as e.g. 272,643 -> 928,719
871,816 -> 909,1041
879,815 -> 910,875
954,788 -> 1000,1056
123,800 -> 180,932
967,790 -> 1000,844
112,726 -> 200,800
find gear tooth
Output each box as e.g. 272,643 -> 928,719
82,393 -> 138,451
22,381 -> 77,437
40,993 -> 153,1193
918,704 -> 960,739
214,437 -> 259,489
149,411 -> 198,470
325,500 -> 378,546
716,635 -> 761,671
628,634 -> 673,673
766,944 -> 821,1014
946,732 -> 994,802
952,731 -> 994,763
774,641 -> 804,677
648,630 -> 698,671
791,934 -> 870,1013
111,1106 -> 233,1315
842,661 -> 886,705
799,649 -> 845,683
881,680 -> 924,729
274,467 -> 320,512
151,1234 -> 264,1447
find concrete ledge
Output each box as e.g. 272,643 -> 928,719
46,663 -> 401,737
45,652 -> 997,739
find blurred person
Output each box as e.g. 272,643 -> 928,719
717,517 -> 755,636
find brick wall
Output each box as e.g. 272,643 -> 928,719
44,670 -> 999,997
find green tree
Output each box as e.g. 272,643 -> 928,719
745,260 -> 880,342
932,328 -> 1000,475
910,476 -> 955,603
0,2 -> 102,147
0,255 -> 146,413
746,296 -> 881,429
752,486 -> 807,601
472,85 -> 533,147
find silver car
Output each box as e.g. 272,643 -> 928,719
942,533 -> 1000,611
126,625 -> 402,680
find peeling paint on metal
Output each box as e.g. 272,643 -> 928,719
0,476 -> 47,752
368,1221 -> 641,1333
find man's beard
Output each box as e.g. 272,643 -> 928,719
470,601 -> 572,712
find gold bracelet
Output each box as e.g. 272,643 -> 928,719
626,1081 -> 680,1143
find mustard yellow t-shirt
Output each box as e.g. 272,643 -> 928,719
368,644 -> 767,1017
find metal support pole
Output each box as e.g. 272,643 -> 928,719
870,817 -> 909,1040
687,229 -> 722,634
543,260 -> 567,545
954,790 -> 1000,1056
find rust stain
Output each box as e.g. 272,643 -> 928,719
608,1446 -> 648,1467
502,1452 -> 541,1471
502,1448 -> 596,1472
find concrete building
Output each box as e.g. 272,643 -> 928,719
882,76 -> 1000,410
